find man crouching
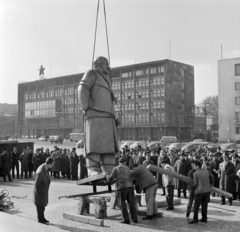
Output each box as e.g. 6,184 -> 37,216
106,157 -> 138,224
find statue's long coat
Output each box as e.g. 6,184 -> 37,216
78,69 -> 119,154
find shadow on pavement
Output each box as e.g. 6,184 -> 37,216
51,223 -> 98,232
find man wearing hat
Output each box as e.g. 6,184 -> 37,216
161,159 -> 176,210
209,153 -> 220,196
219,153 -> 234,205
106,157 -> 138,224
174,152 -> 191,198
231,154 -> 240,200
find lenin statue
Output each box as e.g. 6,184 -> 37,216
78,56 -> 120,177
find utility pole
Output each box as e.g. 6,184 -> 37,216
202,101 -> 209,141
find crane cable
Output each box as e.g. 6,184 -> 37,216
91,0 -> 111,68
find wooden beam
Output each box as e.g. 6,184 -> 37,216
58,190 -> 116,199
76,173 -> 106,185
147,164 -> 232,199
63,213 -> 104,226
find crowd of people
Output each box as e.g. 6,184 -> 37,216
1,142 -> 240,224
0,146 -> 88,182
116,143 -> 240,223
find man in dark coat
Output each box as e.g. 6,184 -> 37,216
231,154 -> 240,200
20,148 -> 29,178
174,153 -> 191,198
209,153 -> 220,196
78,56 -> 120,177
79,153 -> 88,180
51,148 -> 61,179
0,148 -> 12,182
27,146 -> 33,178
32,149 -> 45,177
33,157 -> 54,224
60,149 -> 70,178
11,146 -> 20,179
69,148 -> 79,180
219,153 -> 234,205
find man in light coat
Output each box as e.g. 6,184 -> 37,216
78,56 -> 119,177
161,159 -> 176,210
33,157 -> 54,225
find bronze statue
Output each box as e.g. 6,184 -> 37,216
78,56 -> 119,177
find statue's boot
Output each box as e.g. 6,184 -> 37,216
86,153 -> 102,176
100,153 -> 115,175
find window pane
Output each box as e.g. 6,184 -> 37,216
236,97 -> 240,105
236,64 -> 240,75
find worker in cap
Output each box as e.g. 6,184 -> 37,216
106,155 -> 138,224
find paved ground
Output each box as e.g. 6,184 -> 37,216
1,177 -> 240,232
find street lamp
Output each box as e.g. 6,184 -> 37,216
56,108 -> 62,135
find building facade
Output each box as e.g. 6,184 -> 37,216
18,59 -> 194,141
218,57 -> 240,143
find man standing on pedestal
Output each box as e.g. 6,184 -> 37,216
78,56 -> 119,176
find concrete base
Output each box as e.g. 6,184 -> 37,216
0,212 -> 68,232
63,212 -> 104,226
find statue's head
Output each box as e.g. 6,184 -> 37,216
93,56 -> 110,75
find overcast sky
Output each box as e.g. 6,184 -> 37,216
1,0 -> 240,104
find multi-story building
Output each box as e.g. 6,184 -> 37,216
218,57 -> 240,143
18,59 -> 194,141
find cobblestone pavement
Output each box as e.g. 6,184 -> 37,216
1,178 -> 240,232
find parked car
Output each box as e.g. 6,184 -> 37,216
69,133 -> 84,142
220,143 -> 238,152
130,141 -> 147,150
181,142 -> 209,153
168,143 -> 187,151
49,135 -> 63,144
147,141 -> 166,151
120,141 -> 135,150
38,136 -> 49,142
193,139 -> 205,143
76,140 -> 84,148
160,136 -> 178,144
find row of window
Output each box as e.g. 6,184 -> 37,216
122,66 -> 164,78
25,109 -> 56,118
112,78 -> 165,90
25,100 -> 55,110
122,113 -> 165,125
24,88 -> 77,100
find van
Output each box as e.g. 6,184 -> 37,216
69,133 -> 84,142
160,136 -> 178,144
49,135 -> 63,144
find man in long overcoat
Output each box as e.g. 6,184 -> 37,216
11,146 -> 20,179
232,154 -> 240,200
69,148 -> 79,180
78,56 -> 119,176
219,153 -> 234,205
20,148 -> 29,178
0,148 -> 12,182
209,153 -> 220,196
32,148 -> 44,177
60,149 -> 70,178
174,153 -> 191,198
79,153 -> 87,180
51,149 -> 61,179
33,157 -> 54,224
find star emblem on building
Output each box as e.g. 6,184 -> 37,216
39,65 -> 45,76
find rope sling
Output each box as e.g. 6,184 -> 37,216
81,0 -> 114,169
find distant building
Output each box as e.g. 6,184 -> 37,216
18,59 -> 194,140
218,57 -> 240,143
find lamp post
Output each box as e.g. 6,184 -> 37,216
56,108 -> 62,135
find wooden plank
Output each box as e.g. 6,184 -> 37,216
59,190 -> 116,199
147,164 -> 233,199
156,198 -> 181,208
76,173 -> 106,185
63,213 -> 104,226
